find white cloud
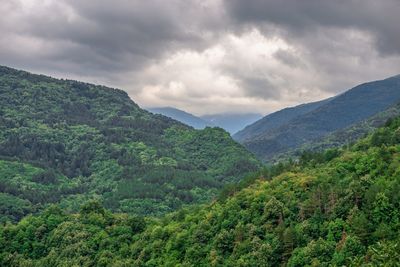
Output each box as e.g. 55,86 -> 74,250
132,29 -> 335,115
130,26 -> 400,115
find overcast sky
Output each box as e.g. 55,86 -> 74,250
1,0 -> 400,115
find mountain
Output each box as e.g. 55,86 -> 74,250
147,108 -> 263,135
233,98 -> 331,142
295,102 -> 400,153
235,75 -> 400,161
2,116 -> 399,266
0,66 -> 260,222
266,102 -> 400,162
147,107 -> 210,129
202,113 -> 263,134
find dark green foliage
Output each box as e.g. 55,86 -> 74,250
234,98 -> 331,142
0,66 -> 260,221
1,116 -> 399,266
277,102 -> 400,163
31,169 -> 58,185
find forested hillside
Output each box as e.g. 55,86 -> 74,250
236,75 -> 400,161
1,115 -> 399,266
271,102 -> 400,162
0,66 -> 259,222
233,98 -> 331,142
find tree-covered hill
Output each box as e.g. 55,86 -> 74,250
233,98 -> 331,142
0,66 -> 260,222
1,114 -> 399,266
235,75 -> 400,162
271,102 -> 400,162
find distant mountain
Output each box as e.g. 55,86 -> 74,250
202,113 -> 263,134
147,107 -> 262,135
235,75 -> 400,161
233,98 -> 332,142
302,102 -> 400,151
272,102 -> 400,162
147,107 -> 210,129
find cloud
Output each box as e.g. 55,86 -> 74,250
224,0 -> 400,55
221,0 -> 400,98
0,0 -> 224,77
1,0 -> 400,115
134,29 -> 333,114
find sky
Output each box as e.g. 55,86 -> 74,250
1,0 -> 400,115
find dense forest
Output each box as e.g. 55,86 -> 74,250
272,102 -> 400,162
1,0 -> 399,265
1,112 -> 399,266
0,66 -> 260,222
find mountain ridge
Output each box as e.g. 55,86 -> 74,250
0,65 -> 260,221
147,107 -> 210,129
236,74 -> 400,161
148,106 -> 262,134
201,113 -> 263,135
233,98 -> 332,142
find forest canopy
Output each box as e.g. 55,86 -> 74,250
0,66 -> 260,221
1,110 -> 399,266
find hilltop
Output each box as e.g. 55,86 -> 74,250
0,66 -> 259,221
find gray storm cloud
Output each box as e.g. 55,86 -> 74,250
225,0 -> 400,55
0,0 -> 399,114
0,0 -> 218,75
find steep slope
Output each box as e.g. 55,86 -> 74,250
147,107 -> 210,129
0,66 -> 260,221
240,75 -> 400,161
269,102 -> 400,162
2,116 -> 399,266
300,102 -> 400,151
233,98 -> 331,142
202,113 -> 263,135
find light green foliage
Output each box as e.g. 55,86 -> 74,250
0,160 -> 78,222
0,66 -> 260,220
1,117 -> 400,266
